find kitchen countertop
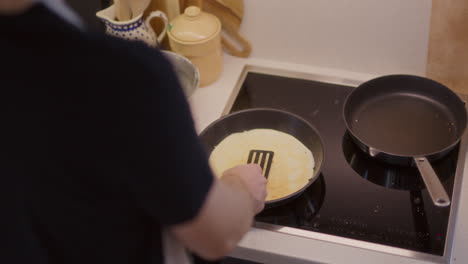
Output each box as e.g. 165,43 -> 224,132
188,54 -> 468,264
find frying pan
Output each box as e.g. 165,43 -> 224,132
343,75 -> 467,207
199,108 -> 324,208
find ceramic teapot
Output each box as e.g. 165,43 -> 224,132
96,5 -> 168,47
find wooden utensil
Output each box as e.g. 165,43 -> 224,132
114,0 -> 120,20
129,0 -> 151,18
202,0 -> 252,57
114,0 -> 132,21
164,0 -> 181,20
215,0 -> 243,19
184,0 -> 204,8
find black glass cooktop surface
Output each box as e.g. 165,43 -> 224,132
229,72 -> 458,256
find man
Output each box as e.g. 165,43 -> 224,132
0,0 -> 267,263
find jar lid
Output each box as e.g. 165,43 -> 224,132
168,6 -> 221,43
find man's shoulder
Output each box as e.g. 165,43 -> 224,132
80,32 -> 168,74
70,32 -> 179,101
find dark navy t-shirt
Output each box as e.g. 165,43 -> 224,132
0,4 -> 213,264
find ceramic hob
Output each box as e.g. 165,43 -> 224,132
227,71 -> 463,256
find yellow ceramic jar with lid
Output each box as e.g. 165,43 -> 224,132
168,6 -> 223,87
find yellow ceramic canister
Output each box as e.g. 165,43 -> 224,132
168,6 -> 223,87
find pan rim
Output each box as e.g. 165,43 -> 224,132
199,107 -> 325,206
342,74 -> 467,159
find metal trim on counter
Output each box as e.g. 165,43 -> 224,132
231,227 -> 446,264
226,66 -> 468,264
221,65 -> 364,117
444,94 -> 468,262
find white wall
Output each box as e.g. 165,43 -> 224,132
241,0 -> 432,76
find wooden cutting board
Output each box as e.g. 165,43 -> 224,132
182,0 -> 252,57
426,0 -> 468,95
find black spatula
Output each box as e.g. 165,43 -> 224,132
247,150 -> 274,178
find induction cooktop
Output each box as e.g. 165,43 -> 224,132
226,70 -> 465,256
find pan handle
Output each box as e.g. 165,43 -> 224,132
414,157 -> 450,207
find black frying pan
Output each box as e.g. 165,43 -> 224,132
343,75 -> 467,207
199,108 -> 324,208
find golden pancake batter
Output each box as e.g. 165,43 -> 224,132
209,129 -> 315,201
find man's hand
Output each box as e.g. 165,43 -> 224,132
221,164 -> 267,214
171,164 -> 267,260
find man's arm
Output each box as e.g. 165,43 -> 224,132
118,46 -> 266,259
171,164 -> 266,261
